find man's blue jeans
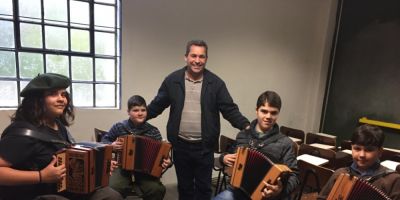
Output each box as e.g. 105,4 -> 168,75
174,138 -> 214,200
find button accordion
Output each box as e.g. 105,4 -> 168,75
230,147 -> 292,200
117,135 -> 172,177
55,142 -> 113,194
327,173 -> 392,200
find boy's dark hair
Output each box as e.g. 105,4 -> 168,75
256,91 -> 282,111
185,40 -> 208,57
351,124 -> 384,147
127,95 -> 147,110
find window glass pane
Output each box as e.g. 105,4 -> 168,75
19,0 -> 41,19
71,29 -> 90,52
71,56 -> 93,81
72,83 -> 93,107
46,54 -> 69,76
44,0 -> 67,24
94,4 -> 115,28
44,0 -> 67,21
45,26 -> 68,50
19,81 -> 29,89
95,84 -> 115,106
0,0 -> 120,108
70,0 -> 89,27
0,81 -> 18,107
95,32 -> 115,55
18,81 -> 28,102
19,52 -> 43,78
0,20 -> 14,48
0,51 -> 16,77
95,58 -> 114,82
19,80 -> 28,91
20,23 -> 43,48
95,0 -> 115,4
17,81 -> 29,102
0,0 -> 13,17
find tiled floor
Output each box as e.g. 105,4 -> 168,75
163,183 -> 179,200
126,181 -> 220,200
126,177 -> 315,200
124,183 -> 179,200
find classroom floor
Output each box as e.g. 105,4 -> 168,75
125,177 -> 221,200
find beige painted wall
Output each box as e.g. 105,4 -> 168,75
0,0 -> 338,184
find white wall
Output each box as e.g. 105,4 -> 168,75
121,0 -> 338,137
0,0 -> 338,184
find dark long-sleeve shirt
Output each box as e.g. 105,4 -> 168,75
147,66 -> 249,151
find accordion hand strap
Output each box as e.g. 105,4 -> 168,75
10,128 -> 71,146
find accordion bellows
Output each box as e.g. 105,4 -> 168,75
118,135 -> 172,177
56,142 -> 113,194
230,147 -> 292,200
327,173 -> 392,200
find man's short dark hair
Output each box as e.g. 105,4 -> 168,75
127,95 -> 147,110
185,40 -> 208,57
351,124 -> 384,147
256,91 -> 282,111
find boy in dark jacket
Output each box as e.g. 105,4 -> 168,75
214,91 -> 299,200
317,124 -> 400,200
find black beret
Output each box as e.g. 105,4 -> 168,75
20,73 -> 71,97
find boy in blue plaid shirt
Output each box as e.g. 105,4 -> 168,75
102,95 -> 171,200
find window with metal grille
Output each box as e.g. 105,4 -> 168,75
0,0 -> 121,109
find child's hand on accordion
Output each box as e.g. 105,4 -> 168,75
109,160 -> 118,176
111,139 -> 123,151
223,153 -> 237,167
42,156 -> 66,183
161,157 -> 172,169
261,177 -> 283,199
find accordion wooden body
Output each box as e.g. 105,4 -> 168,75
55,142 -> 112,194
327,173 -> 392,200
117,135 -> 172,177
230,147 -> 292,200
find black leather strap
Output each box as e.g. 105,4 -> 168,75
12,128 -> 71,146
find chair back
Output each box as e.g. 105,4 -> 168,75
299,144 -> 337,169
340,139 -> 352,150
219,135 -> 236,153
296,160 -> 334,200
94,128 -> 107,142
306,132 -> 337,150
280,126 -> 305,144
381,148 -> 400,162
213,135 -> 236,196
292,140 -> 300,157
